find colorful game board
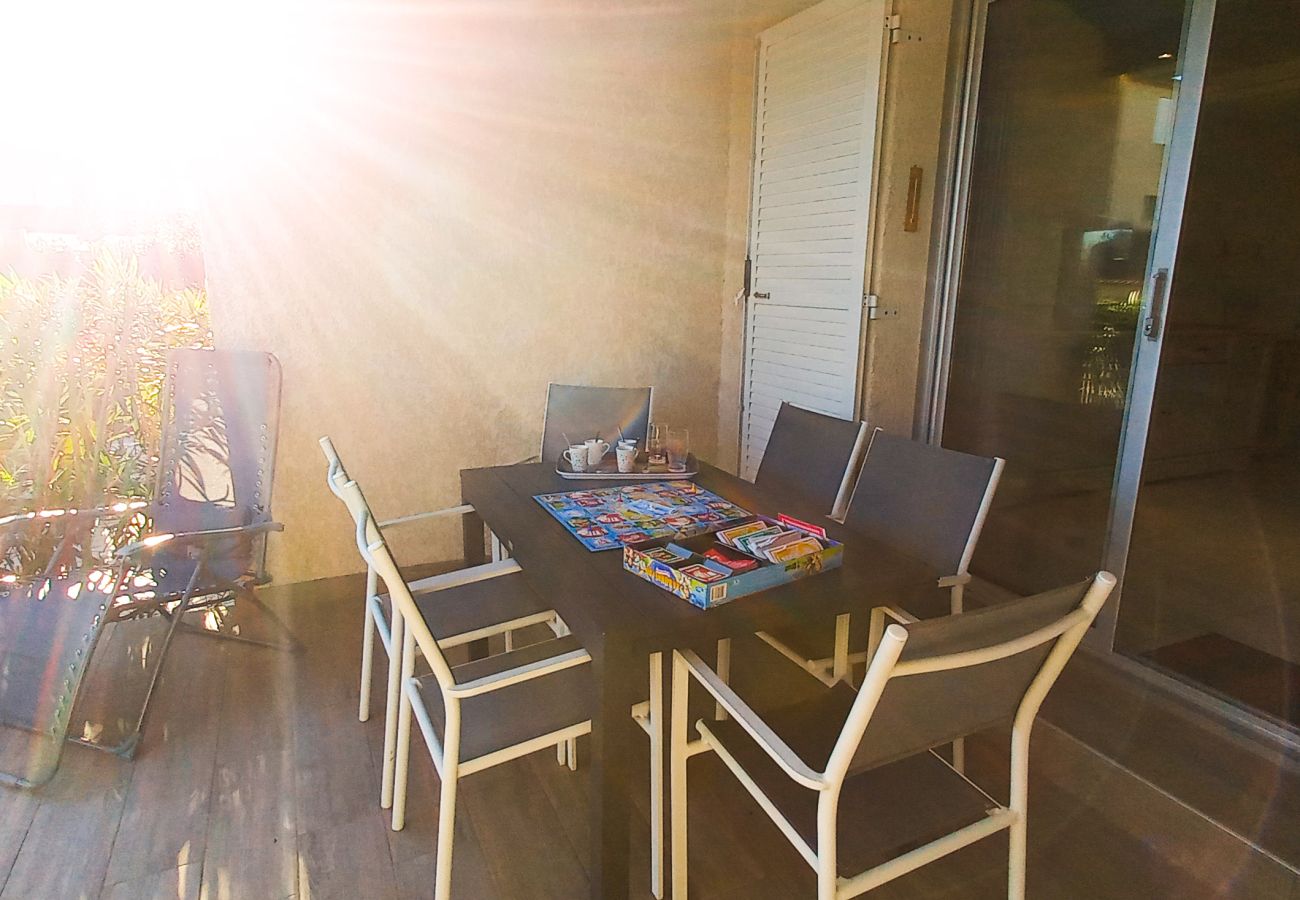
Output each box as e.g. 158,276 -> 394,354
533,482 -> 752,551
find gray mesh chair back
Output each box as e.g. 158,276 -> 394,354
540,384 -> 652,465
843,432 -> 1003,577
754,402 -> 868,519
150,349 -> 281,585
845,579 -> 1098,773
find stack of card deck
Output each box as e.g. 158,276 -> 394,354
622,513 -> 843,609
716,517 -> 826,563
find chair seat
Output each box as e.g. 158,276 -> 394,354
760,580 -> 954,663
378,570 -> 551,642
413,634 -> 592,763
699,711 -> 995,877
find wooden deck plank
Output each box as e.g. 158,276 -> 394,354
0,749 -> 131,900
298,812 -> 399,900
103,628 -> 226,886
100,862 -> 202,900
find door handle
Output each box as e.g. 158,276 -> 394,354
1143,268 -> 1169,341
752,291 -> 771,299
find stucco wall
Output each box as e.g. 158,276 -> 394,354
199,2 -> 741,583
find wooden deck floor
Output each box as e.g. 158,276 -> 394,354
1,571 -> 1297,900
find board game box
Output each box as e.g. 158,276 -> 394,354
622,515 -> 843,609
533,482 -> 752,552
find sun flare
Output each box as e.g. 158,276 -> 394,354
1,0 -> 319,212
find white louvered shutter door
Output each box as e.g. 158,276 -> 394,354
740,0 -> 888,479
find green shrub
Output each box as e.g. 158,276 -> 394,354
0,245 -> 212,578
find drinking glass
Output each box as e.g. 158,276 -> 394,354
666,427 -> 690,473
647,423 -> 667,465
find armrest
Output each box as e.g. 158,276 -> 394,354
377,504 -> 475,528
1,500 -> 151,531
675,649 -> 824,790
446,647 -> 591,698
116,521 -> 284,559
937,572 -> 972,589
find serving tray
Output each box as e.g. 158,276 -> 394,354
556,452 -> 698,480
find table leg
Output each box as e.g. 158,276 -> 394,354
461,505 -> 487,567
461,502 -> 490,660
589,636 -> 635,899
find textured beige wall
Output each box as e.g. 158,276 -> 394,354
859,0 -> 958,435
199,2 -> 742,583
716,0 -> 959,447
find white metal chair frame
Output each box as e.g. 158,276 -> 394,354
320,438 -> 571,814
331,469 -> 592,900
756,439 -> 1006,689
670,572 -> 1116,900
621,411 -> 874,898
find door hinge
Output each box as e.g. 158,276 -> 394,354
887,14 -> 920,44
864,293 -> 899,321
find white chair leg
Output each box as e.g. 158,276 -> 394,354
381,606 -> 406,809
831,613 -> 851,686
391,625 -> 416,831
1008,722 -> 1031,900
951,582 -> 965,773
557,742 -> 567,766
867,606 -> 885,663
490,531 -> 504,562
669,652 -> 690,900
359,574 -> 377,722
566,737 -> 578,772
648,651 -> 664,899
713,639 -> 730,721
434,768 -> 460,900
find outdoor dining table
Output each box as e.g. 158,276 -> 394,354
460,460 -> 939,900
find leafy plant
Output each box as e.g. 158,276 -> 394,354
0,245 -> 212,578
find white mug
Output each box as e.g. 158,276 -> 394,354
585,439 -> 610,466
616,444 -> 637,473
564,445 -> 590,472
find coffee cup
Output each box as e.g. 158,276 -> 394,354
616,444 -> 637,474
585,439 -> 610,467
564,445 -> 590,472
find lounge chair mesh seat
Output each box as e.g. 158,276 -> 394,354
0,349 -> 284,788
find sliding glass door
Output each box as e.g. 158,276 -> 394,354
938,0 -> 1187,595
939,0 -> 1300,731
1112,0 -> 1300,729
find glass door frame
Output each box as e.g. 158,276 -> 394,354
1094,0 -> 1216,649
921,0 -> 1215,650
924,0 -> 1300,747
